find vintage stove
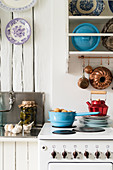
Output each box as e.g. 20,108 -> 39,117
38,123 -> 113,170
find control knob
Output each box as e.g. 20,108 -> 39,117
95,151 -> 100,159
62,151 -> 67,158
73,151 -> 78,158
84,151 -> 89,159
105,151 -> 111,159
51,151 -> 56,158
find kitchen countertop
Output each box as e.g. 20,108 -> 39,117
0,127 -> 41,142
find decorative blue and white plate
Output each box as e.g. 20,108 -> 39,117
108,0 -> 113,13
5,18 -> 31,45
0,0 -> 37,12
69,0 -> 105,16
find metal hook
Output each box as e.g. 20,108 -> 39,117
88,57 -> 90,66
108,56 -> 110,65
83,56 -> 85,68
100,56 -> 102,65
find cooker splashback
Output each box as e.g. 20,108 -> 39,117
0,92 -> 45,126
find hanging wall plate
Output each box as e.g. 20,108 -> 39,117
0,0 -> 37,12
108,0 -> 113,13
5,18 -> 31,45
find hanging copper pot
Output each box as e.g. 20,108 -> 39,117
78,58 -> 89,89
89,66 -> 112,89
84,58 -> 93,74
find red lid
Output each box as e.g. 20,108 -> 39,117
92,100 -> 105,105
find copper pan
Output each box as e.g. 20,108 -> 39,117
78,60 -> 89,89
89,66 -> 112,89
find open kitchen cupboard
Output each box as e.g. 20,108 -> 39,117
67,0 -> 113,72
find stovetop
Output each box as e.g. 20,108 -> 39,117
38,123 -> 113,140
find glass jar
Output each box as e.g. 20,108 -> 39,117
19,101 -> 37,126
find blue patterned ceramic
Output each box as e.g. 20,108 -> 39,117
0,0 -> 37,12
108,0 -> 113,13
5,18 -> 31,45
71,23 -> 100,51
69,0 -> 105,16
102,18 -> 113,51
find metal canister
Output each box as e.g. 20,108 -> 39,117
18,101 -> 37,125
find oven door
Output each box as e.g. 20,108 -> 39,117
48,163 -> 112,170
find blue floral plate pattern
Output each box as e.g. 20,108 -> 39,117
108,0 -> 113,13
0,0 -> 37,12
69,0 -> 105,16
5,18 -> 31,45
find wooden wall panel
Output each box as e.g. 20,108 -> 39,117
0,11 -> 13,91
0,142 -> 3,170
0,1 -> 52,95
16,142 -> 27,170
29,142 -> 38,170
23,9 -> 34,92
4,142 -> 15,170
34,0 -> 52,92
13,10 -> 34,92
13,12 -> 24,92
34,0 -> 52,119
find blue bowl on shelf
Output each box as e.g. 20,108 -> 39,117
71,23 -> 100,51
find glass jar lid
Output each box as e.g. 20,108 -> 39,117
18,101 -> 36,108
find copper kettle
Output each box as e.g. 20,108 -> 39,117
86,91 -> 108,116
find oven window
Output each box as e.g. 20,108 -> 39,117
48,163 -> 112,170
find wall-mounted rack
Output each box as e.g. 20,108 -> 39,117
78,56 -> 113,59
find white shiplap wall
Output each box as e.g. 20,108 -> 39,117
0,9 -> 34,92
0,141 -> 38,170
1,0 -> 113,121
0,1 -> 52,169
0,0 -> 52,119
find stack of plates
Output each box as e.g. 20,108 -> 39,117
79,116 -> 112,128
102,18 -> 113,51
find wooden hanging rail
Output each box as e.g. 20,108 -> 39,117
78,56 -> 113,59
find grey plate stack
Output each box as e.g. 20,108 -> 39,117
79,116 -> 112,128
